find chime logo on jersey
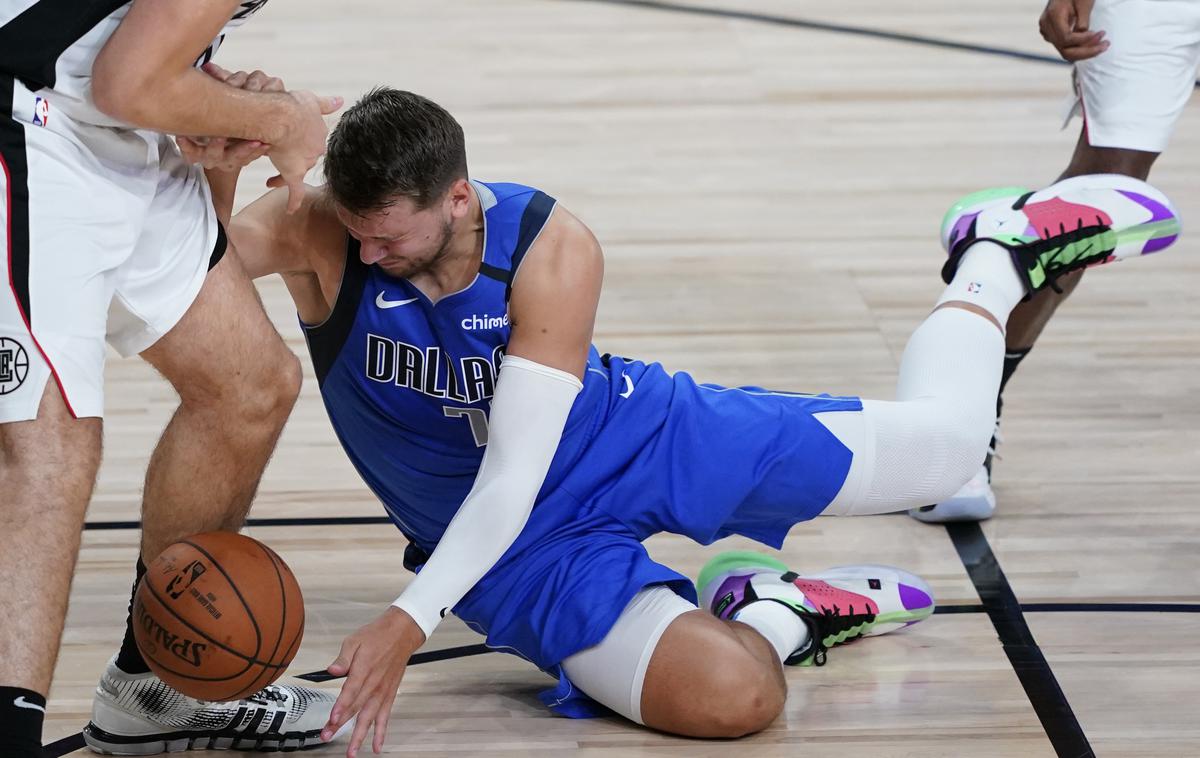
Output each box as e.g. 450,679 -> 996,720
32,97 -> 48,127
461,313 -> 509,331
365,334 -> 505,404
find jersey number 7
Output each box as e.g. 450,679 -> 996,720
443,406 -> 489,447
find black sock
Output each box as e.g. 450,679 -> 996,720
987,347 -> 1031,476
997,347 -> 1031,417
0,686 -> 46,757
115,557 -> 151,675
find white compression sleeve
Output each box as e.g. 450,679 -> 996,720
391,355 -> 582,639
818,243 -> 1020,516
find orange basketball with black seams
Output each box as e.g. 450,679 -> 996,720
133,531 -> 305,702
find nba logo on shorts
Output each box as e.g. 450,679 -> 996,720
32,97 -> 49,127
0,337 -> 30,394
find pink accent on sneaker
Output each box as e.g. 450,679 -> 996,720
1022,196 -> 1112,239
792,580 -> 880,616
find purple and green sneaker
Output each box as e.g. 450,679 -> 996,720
697,551 -> 935,666
939,173 -> 1181,293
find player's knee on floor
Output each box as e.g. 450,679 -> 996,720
690,660 -> 785,738
642,651 -> 785,738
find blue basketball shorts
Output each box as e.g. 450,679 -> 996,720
443,358 -> 863,716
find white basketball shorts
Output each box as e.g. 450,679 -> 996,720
0,76 -> 223,422
1062,0 -> 1200,153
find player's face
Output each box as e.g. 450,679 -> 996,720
338,197 -> 454,278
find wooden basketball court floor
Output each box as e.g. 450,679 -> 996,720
41,1 -> 1200,755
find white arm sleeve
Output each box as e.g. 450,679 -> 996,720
390,355 -> 583,639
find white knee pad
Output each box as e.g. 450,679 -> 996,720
559,585 -> 696,724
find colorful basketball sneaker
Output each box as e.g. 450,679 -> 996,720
697,551 -> 934,666
940,174 -> 1181,293
83,656 -> 347,754
939,185 -> 1029,255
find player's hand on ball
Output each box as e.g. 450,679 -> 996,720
1039,0 -> 1107,61
322,606 -> 426,757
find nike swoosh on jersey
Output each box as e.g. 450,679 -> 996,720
376,292 -> 420,309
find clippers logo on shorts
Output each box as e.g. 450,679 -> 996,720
32,97 -> 48,127
0,338 -> 30,394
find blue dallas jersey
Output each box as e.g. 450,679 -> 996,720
303,181 -> 626,555
303,179 -> 862,717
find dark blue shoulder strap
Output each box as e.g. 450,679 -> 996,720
477,190 -> 557,302
303,236 -> 369,385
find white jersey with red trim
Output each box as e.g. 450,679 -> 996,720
0,0 -> 269,127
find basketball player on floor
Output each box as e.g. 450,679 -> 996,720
914,0 -> 1198,522
209,88 -> 1180,757
0,2 -> 347,755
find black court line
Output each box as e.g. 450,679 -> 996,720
570,0 -> 1200,89
294,643 -> 493,682
947,521 -> 1094,758
576,0 -> 1068,65
1021,601 -> 1200,613
82,515 -> 393,531
43,733 -> 85,757
936,601 -> 1200,614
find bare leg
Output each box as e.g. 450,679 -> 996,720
1004,131 -> 1159,351
0,385 -> 101,693
137,249 -> 300,561
639,612 -> 786,738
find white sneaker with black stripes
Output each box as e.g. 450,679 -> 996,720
82,656 -> 344,754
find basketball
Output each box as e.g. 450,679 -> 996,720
132,532 -> 305,702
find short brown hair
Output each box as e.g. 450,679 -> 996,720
324,87 -> 467,214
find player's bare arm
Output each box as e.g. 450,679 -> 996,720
93,0 -> 342,210
223,183 -> 347,322
318,208 -> 604,757
176,67 -> 283,177
505,208 -> 604,379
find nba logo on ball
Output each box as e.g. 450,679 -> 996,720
32,97 -> 49,127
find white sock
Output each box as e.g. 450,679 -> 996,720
934,240 -> 1028,325
733,600 -> 810,666
900,240 -> 1019,404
